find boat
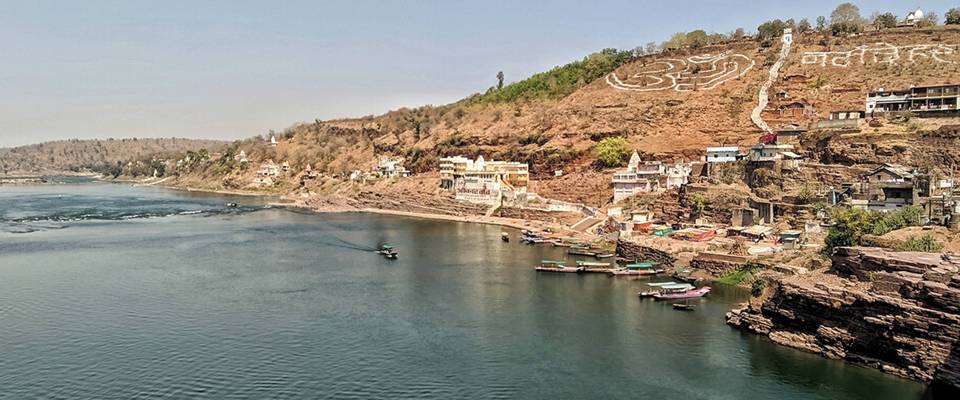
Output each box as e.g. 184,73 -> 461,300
534,260 -> 583,273
609,262 -> 664,276
501,232 -> 510,242
639,282 -> 694,298
672,303 -> 696,311
376,244 -> 399,259
225,202 -> 238,208
595,253 -> 616,259
567,248 -> 598,257
674,274 -> 698,284
576,261 -> 612,273
654,286 -> 712,301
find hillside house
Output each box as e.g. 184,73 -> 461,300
705,147 -> 739,163
233,150 -> 248,163
858,164 -> 929,211
257,161 -> 280,177
903,8 -> 924,26
774,124 -> 807,143
664,162 -> 692,189
866,85 -> 960,116
375,157 -> 410,178
270,134 -> 278,147
612,151 -> 663,202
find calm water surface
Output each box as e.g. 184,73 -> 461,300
0,181 -> 938,399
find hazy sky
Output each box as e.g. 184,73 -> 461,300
0,0 -> 952,147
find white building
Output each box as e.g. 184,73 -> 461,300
439,155 -> 529,205
705,147 -> 739,163
257,161 -> 280,177
612,151 -> 664,203
234,150 -> 248,163
375,157 -> 410,178
664,162 -> 692,189
270,134 -> 278,147
905,8 -> 924,25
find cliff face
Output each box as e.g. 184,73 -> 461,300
727,247 -> 960,389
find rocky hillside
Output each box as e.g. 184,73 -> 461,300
0,138 -> 227,175
727,247 -> 960,390
173,26 -> 960,187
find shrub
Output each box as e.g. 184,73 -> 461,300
898,234 -> 944,253
823,206 -> 924,255
593,137 -> 631,167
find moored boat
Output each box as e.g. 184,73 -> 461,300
672,303 -> 696,311
654,286 -> 711,301
534,260 -> 583,273
501,232 -> 510,242
609,262 -> 664,276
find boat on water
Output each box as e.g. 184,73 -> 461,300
225,202 -> 238,208
534,260 -> 583,273
654,286 -> 711,301
609,262 -> 664,276
501,232 -> 510,242
376,244 -> 399,259
672,303 -> 696,311
595,253 -> 616,259
521,230 -> 547,244
576,261 -> 612,273
639,282 -> 695,298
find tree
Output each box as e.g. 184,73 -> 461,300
662,32 -> 689,50
830,3 -> 864,36
686,29 -> 709,48
947,8 -> 960,25
732,27 -> 746,39
917,11 -> 939,28
644,42 -> 659,55
496,71 -> 504,90
757,19 -> 788,41
593,137 -> 631,167
797,18 -> 812,33
816,16 -> 827,32
873,12 -> 897,29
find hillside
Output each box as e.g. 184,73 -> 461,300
164,26 -> 960,187
0,138 -> 228,175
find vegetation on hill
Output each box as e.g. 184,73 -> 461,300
0,138 -> 227,175
823,206 -> 924,255
469,48 -> 633,104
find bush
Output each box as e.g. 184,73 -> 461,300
593,137 -> 631,167
898,234 -> 944,253
751,279 -> 766,297
823,206 -> 924,255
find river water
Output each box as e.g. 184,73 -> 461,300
0,181 -> 938,399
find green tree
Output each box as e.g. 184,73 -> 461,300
496,71 -> 504,90
830,3 -> 864,36
757,19 -> 788,41
686,30 -> 709,48
874,12 -> 898,29
947,8 -> 960,25
816,16 -> 827,31
593,137 -> 631,167
797,18 -> 812,33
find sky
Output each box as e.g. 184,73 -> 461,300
0,0 -> 953,147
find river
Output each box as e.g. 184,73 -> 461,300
0,180 -> 937,399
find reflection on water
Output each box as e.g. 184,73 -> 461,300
0,182 -> 935,399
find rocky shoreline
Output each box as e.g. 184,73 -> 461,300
726,247 -> 960,391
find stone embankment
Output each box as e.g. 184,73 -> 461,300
726,247 -> 960,390
616,239 -> 676,266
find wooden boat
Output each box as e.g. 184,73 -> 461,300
610,268 -> 665,276
654,286 -> 711,301
376,245 -> 399,259
639,282 -> 694,297
576,261 -> 612,273
674,274 -> 698,284
595,253 -> 616,259
672,303 -> 696,311
501,232 -> 510,242
534,260 -> 583,273
609,262 -> 663,276
567,248 -> 598,257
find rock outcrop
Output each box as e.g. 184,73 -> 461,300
727,247 -> 960,390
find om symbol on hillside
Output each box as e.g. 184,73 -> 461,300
605,52 -> 755,92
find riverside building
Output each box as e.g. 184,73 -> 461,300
439,155 -> 529,205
